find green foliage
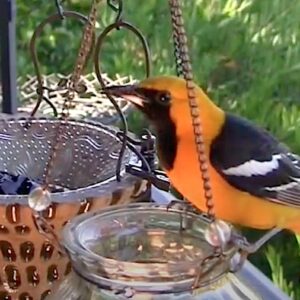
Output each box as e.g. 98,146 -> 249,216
266,242 -> 300,300
16,0 -> 300,298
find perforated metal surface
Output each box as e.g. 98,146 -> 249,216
0,117 -> 134,204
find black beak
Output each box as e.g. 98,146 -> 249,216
102,84 -> 148,107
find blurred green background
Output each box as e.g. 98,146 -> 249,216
16,0 -> 300,298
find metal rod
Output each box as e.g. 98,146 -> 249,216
0,0 -> 18,114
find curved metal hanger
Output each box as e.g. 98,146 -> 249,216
94,0 -> 151,181
29,11 -> 94,117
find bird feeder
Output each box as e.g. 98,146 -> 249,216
48,201 -> 290,300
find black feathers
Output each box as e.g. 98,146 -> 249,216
156,118 -> 177,171
211,113 -> 287,168
211,113 -> 300,207
134,88 -> 178,171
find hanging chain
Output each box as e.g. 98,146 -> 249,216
69,0 -> 99,88
168,0 -> 215,219
33,211 -> 67,255
29,0 -> 102,257
43,0 -> 101,189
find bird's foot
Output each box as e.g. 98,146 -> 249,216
232,227 -> 282,253
229,227 -> 282,272
193,224 -> 281,286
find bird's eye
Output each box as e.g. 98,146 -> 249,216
157,92 -> 171,105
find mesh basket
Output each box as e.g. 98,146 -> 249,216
0,117 -> 146,300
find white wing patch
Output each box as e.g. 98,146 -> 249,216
222,154 -> 282,177
264,181 -> 298,191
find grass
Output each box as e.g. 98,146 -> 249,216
16,0 -> 300,298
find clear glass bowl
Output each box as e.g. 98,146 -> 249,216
48,202 -> 288,300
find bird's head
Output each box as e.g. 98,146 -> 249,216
104,76 -> 186,122
104,75 -> 224,137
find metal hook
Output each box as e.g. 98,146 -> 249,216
35,86 -> 59,117
29,11 -> 93,118
107,0 -> 123,23
42,95 -> 58,117
94,20 -> 151,181
55,0 -> 65,20
94,20 -> 151,86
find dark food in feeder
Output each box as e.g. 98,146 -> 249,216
0,171 -> 40,195
0,171 -> 68,195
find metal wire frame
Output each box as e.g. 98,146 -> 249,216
94,1 -> 151,181
29,0 -> 151,183
29,11 -> 94,118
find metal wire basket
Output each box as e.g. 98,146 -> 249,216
0,117 -> 145,300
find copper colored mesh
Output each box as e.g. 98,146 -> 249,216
0,186 -> 145,300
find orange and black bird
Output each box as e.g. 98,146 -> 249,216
105,76 -> 300,234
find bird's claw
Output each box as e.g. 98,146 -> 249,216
165,201 -> 282,274
192,225 -> 281,286
229,227 -> 282,272
232,227 -> 282,254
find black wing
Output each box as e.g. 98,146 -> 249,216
210,113 -> 300,207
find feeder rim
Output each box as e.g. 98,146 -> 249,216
0,116 -> 137,204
